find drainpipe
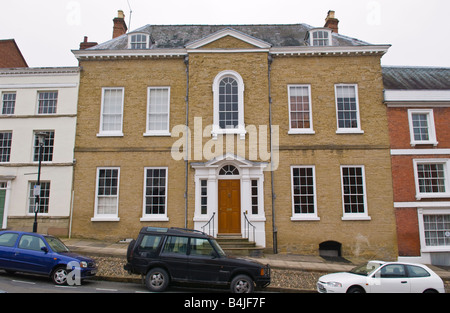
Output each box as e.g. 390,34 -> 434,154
268,54 -> 278,254
184,56 -> 190,229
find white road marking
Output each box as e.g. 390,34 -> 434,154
12,280 -> 35,285
96,288 -> 118,292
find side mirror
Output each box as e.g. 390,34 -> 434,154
211,251 -> 219,259
41,246 -> 48,253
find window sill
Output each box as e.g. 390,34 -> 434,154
97,132 -> 124,138
410,141 -> 438,147
91,217 -> 120,222
291,216 -> 320,221
336,129 -> 364,135
341,215 -> 371,221
288,129 -> 315,135
212,127 -> 246,140
140,216 -> 169,222
415,193 -> 450,200
143,132 -> 171,137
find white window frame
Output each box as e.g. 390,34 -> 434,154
287,85 -> 315,134
36,91 -> 58,115
308,28 -> 332,46
212,70 -> 246,139
144,87 -> 171,137
98,87 -> 124,137
0,131 -> 12,163
413,159 -> 450,200
27,181 -> 51,215
141,167 -> 169,222
1,92 -> 16,115
417,208 -> 450,252
340,165 -> 370,220
335,84 -> 364,134
92,167 -> 120,222
128,33 -> 150,49
32,130 -> 54,163
290,165 -> 320,221
408,109 -> 438,146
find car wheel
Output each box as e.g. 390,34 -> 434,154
52,266 -> 69,285
347,286 -> 365,293
230,274 -> 254,293
145,268 -> 169,292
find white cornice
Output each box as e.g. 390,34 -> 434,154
391,149 -> 450,155
384,90 -> 450,104
271,44 -> 391,56
0,67 -> 80,76
73,44 -> 391,59
72,49 -> 187,60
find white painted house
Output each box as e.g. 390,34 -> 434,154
0,67 -> 80,235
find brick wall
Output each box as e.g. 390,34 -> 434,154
395,208 -> 421,256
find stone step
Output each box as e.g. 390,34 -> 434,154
215,235 -> 264,257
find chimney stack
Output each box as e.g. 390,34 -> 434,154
324,10 -> 339,33
113,10 -> 128,39
79,36 -> 98,50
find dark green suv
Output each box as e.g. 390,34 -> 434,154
124,227 -> 270,293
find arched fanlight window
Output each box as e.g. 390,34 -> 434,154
219,165 -> 239,176
219,77 -> 239,129
212,70 -> 246,139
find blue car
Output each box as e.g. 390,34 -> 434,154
0,231 -> 97,285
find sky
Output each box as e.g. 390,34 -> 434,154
1,0 -> 449,68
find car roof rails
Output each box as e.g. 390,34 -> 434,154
169,227 -> 207,236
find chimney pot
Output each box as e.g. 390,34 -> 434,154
324,10 -> 339,33
113,10 -> 128,39
80,36 -> 98,50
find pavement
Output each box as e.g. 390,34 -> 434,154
63,238 -> 450,281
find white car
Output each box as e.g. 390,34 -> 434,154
317,261 -> 445,293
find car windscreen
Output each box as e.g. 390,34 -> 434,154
45,236 -> 70,253
349,262 -> 382,276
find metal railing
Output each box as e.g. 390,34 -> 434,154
243,211 -> 256,243
201,212 -> 215,237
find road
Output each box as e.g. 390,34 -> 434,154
0,270 -> 274,294
0,270 -> 152,293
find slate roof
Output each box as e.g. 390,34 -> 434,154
88,24 -> 371,51
383,66 -> 450,90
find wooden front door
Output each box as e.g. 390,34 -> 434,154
218,180 -> 241,234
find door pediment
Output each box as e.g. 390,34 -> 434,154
191,153 -> 267,169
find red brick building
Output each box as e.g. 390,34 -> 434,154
384,66 -> 450,266
0,39 -> 28,68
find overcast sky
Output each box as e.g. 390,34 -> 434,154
1,0 -> 449,68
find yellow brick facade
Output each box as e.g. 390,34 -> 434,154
72,32 -> 397,259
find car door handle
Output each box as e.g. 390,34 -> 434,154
401,281 -> 407,284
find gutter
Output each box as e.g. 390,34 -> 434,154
184,56 -> 190,228
268,55 -> 277,254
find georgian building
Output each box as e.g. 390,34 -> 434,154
70,11 -> 398,259
384,66 -> 450,266
0,66 -> 80,235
